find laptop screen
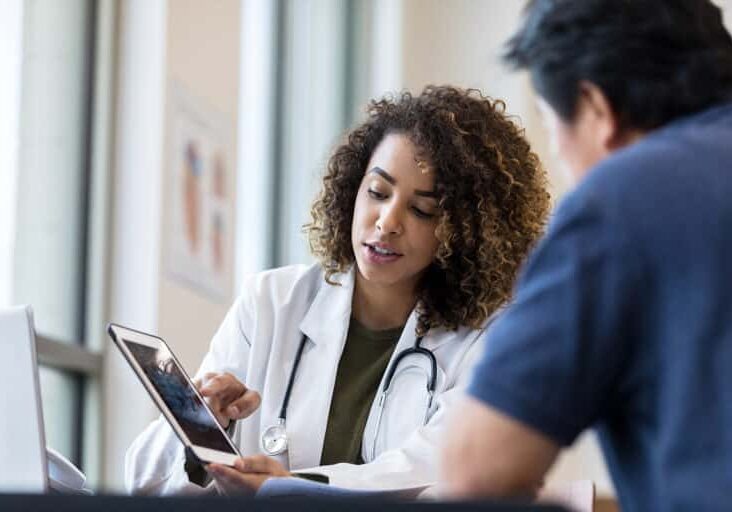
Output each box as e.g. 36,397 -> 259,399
0,306 -> 48,493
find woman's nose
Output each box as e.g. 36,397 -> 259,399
376,204 -> 403,235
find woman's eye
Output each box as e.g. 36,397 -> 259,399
412,207 -> 435,219
368,189 -> 386,200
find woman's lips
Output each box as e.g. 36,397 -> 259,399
362,243 -> 402,264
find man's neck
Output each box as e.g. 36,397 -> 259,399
351,273 -> 416,331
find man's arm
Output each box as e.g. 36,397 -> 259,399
440,396 -> 560,499
440,189 -> 638,499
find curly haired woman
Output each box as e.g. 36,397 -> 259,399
126,85 -> 550,497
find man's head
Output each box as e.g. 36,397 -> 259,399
505,0 -> 732,180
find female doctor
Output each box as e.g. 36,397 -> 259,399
126,85 -> 550,497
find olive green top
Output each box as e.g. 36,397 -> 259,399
319,317 -> 403,466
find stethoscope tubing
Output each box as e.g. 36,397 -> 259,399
262,331 -> 437,457
380,335 -> 436,395
278,333 -> 308,421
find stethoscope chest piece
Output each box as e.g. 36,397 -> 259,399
261,419 -> 288,456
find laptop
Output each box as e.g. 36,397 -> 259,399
0,305 -> 48,493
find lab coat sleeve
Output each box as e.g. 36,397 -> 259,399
294,337 -> 485,497
124,291 -> 253,495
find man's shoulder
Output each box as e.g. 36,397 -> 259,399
562,105 -> 732,261
586,102 -> 732,197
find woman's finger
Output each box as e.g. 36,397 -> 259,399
234,455 -> 287,475
207,399 -> 229,428
200,375 -> 245,400
227,389 -> 261,419
196,373 -> 252,426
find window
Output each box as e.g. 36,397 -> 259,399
6,0 -> 112,485
0,0 -> 23,307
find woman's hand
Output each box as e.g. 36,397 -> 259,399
196,372 -> 261,428
207,455 -> 291,496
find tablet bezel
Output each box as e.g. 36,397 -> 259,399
108,323 -> 240,466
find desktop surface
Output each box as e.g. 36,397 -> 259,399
0,494 -> 567,512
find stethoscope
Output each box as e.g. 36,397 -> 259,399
260,332 -> 437,457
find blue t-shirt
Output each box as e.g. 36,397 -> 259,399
468,102 -> 732,512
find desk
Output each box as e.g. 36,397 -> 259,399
0,494 -> 567,512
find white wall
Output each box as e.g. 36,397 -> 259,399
399,0 -> 568,198
157,0 -> 241,374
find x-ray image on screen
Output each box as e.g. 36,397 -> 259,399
124,339 -> 235,454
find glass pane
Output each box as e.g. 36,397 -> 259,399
38,366 -> 80,466
12,0 -> 93,344
0,0 -> 23,309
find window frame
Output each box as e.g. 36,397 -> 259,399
15,0 -> 118,486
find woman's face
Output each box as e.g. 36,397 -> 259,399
351,133 -> 440,292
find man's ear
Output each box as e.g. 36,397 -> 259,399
576,80 -> 625,151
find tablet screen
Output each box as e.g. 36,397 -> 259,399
123,338 -> 236,454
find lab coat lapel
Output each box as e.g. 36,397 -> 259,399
287,268 -> 355,469
418,309 -> 499,352
420,310 -> 499,352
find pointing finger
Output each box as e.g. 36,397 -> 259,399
227,390 -> 261,419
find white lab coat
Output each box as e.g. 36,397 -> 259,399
125,263 -> 488,496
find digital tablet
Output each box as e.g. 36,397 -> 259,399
107,323 -> 241,466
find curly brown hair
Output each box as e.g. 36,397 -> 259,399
306,85 -> 550,335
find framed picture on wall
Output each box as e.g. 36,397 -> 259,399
164,81 -> 235,302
